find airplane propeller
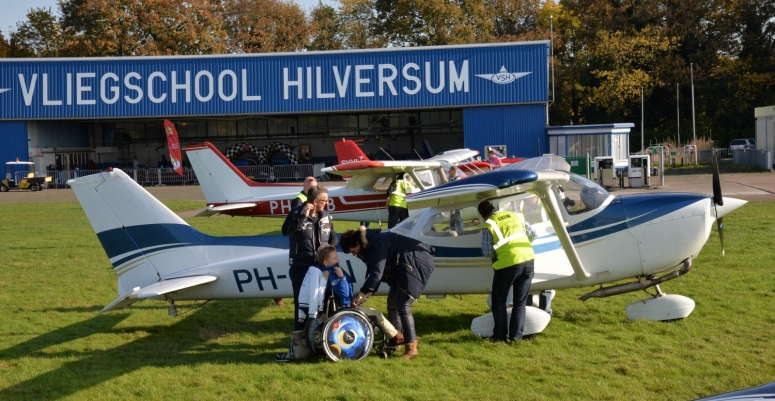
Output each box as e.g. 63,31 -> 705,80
712,151 -> 725,255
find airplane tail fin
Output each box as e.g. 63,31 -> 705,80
184,142 -> 256,203
68,169 -> 209,308
334,139 -> 369,164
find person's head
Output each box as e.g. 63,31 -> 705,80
488,150 -> 495,156
303,176 -> 317,191
307,186 -> 329,214
448,167 -> 458,179
340,229 -> 363,256
478,200 -> 496,219
316,244 -> 339,267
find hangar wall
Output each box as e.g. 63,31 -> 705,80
463,104 -> 547,158
0,121 -> 28,163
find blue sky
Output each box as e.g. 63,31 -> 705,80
0,0 -> 336,37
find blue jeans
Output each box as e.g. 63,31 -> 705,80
491,260 -> 534,341
388,285 -> 416,342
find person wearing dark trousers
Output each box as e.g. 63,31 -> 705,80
478,200 -> 536,343
342,226 -> 435,360
275,176 -> 318,306
281,186 -> 337,331
387,173 -> 413,228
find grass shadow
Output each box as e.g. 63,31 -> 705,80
0,302 -> 288,400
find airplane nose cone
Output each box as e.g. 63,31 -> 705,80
713,197 -> 747,219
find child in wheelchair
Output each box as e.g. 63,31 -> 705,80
276,245 -> 401,362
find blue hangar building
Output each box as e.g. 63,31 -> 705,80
0,41 -> 554,170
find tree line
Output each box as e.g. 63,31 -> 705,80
1,0 -> 773,149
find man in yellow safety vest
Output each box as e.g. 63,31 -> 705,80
387,173 -> 414,228
291,176 -> 318,210
478,199 -> 536,343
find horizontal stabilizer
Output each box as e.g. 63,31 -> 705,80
209,203 -> 257,212
100,276 -> 217,313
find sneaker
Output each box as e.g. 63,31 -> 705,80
275,353 -> 293,362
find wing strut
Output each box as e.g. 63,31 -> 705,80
533,182 -> 591,282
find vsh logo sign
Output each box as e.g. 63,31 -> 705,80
476,66 -> 531,85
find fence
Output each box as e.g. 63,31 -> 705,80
236,165 -> 273,182
271,164 -> 314,181
732,149 -> 773,171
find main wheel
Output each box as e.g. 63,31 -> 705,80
0,185 -> 7,192
29,183 -> 39,192
321,309 -> 374,361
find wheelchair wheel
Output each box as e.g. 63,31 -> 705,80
320,309 -> 374,361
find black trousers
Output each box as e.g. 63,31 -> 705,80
290,265 -> 310,331
491,260 -> 534,341
388,206 -> 409,229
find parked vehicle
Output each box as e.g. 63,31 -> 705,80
1,161 -> 52,192
729,138 -> 756,150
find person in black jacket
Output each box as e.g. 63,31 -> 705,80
341,227 -> 434,360
282,186 -> 337,330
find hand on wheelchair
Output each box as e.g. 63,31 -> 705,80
353,291 -> 370,307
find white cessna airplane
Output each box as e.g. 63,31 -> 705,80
68,155 -> 744,337
185,141 -> 477,222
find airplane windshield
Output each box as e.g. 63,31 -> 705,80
557,174 -> 610,215
414,170 -> 436,189
392,210 -> 423,236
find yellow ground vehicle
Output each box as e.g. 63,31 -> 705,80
1,161 -> 52,192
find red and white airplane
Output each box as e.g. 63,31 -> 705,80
185,142 -> 478,222
330,137 -> 526,177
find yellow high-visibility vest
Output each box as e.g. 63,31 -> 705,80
483,211 -> 534,269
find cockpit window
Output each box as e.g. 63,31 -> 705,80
557,174 -> 610,215
420,206 -> 481,237
414,170 -> 436,189
392,210 -> 423,236
497,194 -> 545,225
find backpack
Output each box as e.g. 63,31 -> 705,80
386,174 -> 401,197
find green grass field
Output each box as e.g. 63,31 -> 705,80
1,200 -> 774,400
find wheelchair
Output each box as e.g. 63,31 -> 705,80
305,291 -> 399,361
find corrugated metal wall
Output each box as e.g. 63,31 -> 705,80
463,104 -> 547,158
0,42 -> 548,119
0,121 -> 29,163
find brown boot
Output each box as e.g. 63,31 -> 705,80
388,331 -> 404,347
401,341 -> 418,360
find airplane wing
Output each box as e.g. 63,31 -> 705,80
426,149 -> 479,164
100,275 -> 217,313
406,169 -> 545,209
406,155 -> 591,282
323,160 -> 444,191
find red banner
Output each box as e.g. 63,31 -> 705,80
163,120 -> 184,176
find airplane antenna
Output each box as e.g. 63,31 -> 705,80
413,149 -> 424,160
380,147 -> 395,161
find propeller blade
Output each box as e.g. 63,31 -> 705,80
712,152 -> 724,206
717,216 -> 725,256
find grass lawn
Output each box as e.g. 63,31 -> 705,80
1,200 -> 774,400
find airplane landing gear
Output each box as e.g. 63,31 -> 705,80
625,293 -> 695,322
168,300 -> 178,318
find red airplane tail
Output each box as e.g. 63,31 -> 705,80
334,139 -> 369,164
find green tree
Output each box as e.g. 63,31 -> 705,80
223,0 -> 309,53
9,8 -> 63,57
60,0 -> 227,56
588,26 -> 679,118
308,3 -> 345,51
0,30 -> 10,58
